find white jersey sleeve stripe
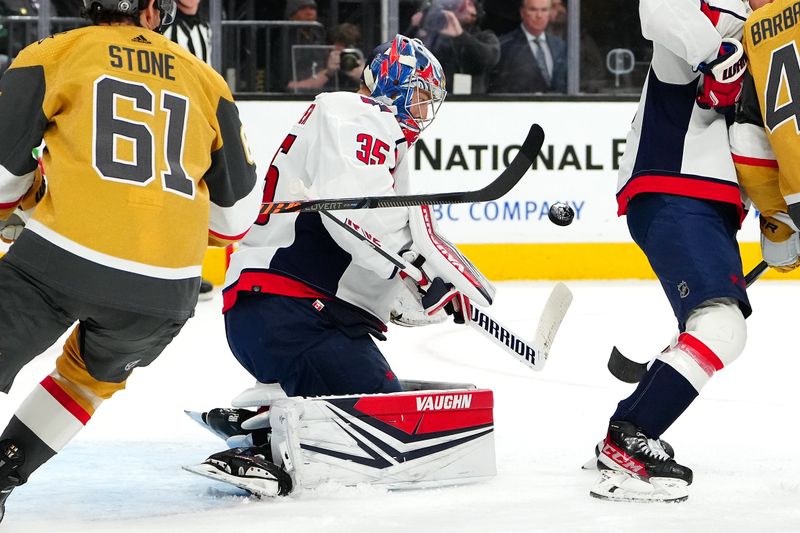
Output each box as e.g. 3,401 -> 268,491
26,219 -> 202,279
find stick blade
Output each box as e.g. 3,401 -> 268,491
532,282 -> 573,367
607,346 -> 647,383
520,123 -> 546,161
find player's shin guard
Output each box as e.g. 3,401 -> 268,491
658,298 -> 746,392
3,374 -> 98,472
0,370 -> 106,522
614,299 -> 746,435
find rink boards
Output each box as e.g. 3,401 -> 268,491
2,100 -> 790,282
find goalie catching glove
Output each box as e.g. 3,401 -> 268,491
760,214 -> 800,273
696,38 -> 747,113
391,206 -> 492,327
391,252 -> 472,326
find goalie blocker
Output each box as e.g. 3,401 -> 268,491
185,386 -> 496,495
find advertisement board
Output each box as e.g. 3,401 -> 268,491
1,100 -> 769,281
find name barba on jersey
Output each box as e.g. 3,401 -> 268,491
414,138 -> 628,172
750,1 -> 800,46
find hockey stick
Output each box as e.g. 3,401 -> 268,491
607,260 -> 769,383
320,210 -> 572,372
259,124 -> 544,215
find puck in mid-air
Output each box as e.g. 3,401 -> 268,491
548,202 -> 575,226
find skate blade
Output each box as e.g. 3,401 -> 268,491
183,462 -> 280,498
589,470 -> 688,503
185,410 -> 206,427
581,457 -> 597,470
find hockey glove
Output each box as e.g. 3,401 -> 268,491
390,280 -> 448,327
394,251 -> 470,326
760,215 -> 800,273
0,209 -> 27,244
696,38 -> 747,114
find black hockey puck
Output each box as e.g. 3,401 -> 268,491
548,202 -> 575,226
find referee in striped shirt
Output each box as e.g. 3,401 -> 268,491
165,0 -> 211,64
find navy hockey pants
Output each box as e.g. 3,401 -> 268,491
626,193 -> 751,328
224,292 -> 402,397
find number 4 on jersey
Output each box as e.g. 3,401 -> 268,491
765,42 -> 800,133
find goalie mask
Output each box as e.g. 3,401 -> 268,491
362,35 -> 446,143
83,0 -> 176,32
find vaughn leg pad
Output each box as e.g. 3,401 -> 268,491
269,388 -> 496,491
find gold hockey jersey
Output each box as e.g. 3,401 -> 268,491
732,1 -> 800,229
0,25 -> 260,318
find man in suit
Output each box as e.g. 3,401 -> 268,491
489,0 -> 567,93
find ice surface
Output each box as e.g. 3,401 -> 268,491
2,281 -> 799,532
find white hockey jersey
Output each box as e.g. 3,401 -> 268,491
223,92 -> 413,324
615,0 -> 747,219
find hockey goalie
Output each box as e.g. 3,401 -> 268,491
183,34 -> 504,496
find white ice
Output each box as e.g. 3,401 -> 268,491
1,280 -> 798,533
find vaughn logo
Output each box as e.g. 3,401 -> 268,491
416,394 -> 472,411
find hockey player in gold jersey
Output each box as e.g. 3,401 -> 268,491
0,0 -> 260,522
731,0 -> 800,272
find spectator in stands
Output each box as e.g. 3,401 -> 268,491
276,0 -> 326,92
410,0 -> 499,95
165,0 -> 212,64
488,0 -> 566,93
549,0 -> 566,39
282,22 -> 364,93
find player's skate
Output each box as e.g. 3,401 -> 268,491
183,446 -> 292,497
581,435 -> 674,470
590,421 -> 692,503
0,440 -> 25,523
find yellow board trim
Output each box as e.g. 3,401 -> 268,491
202,246 -> 230,285
5,242 -> 798,287
455,242 -> 800,280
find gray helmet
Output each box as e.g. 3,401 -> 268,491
83,0 -> 176,32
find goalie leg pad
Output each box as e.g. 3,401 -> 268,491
268,388 -> 496,492
657,298 -> 746,392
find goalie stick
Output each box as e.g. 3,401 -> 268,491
321,210 -> 572,372
607,260 -> 768,383
259,124 -> 545,215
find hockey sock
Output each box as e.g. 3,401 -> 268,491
610,360 -> 698,439
0,373 -> 102,481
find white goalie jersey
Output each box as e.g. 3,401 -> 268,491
223,92 -> 414,323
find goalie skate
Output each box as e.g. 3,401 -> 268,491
183,447 -> 292,497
